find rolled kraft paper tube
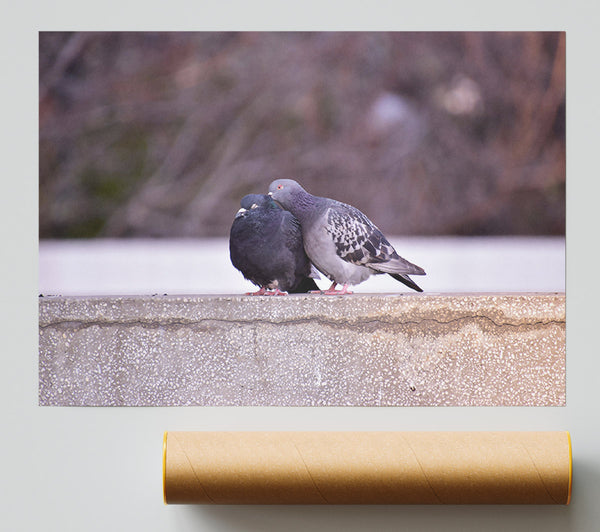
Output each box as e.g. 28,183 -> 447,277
163,431 -> 572,505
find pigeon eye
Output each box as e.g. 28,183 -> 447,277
250,203 -> 258,209
277,184 -> 283,190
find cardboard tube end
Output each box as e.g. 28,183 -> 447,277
162,431 -> 168,505
566,431 -> 573,505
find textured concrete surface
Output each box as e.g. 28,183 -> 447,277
38,293 -> 565,406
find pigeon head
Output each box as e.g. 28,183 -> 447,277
240,194 -> 278,210
268,179 -> 309,211
236,194 -> 279,219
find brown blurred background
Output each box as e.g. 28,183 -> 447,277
39,31 -> 565,239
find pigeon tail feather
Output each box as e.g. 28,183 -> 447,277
389,273 -> 423,292
369,258 -> 426,276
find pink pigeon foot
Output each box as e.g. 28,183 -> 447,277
267,288 -> 288,296
246,287 -> 267,296
246,287 -> 289,296
312,282 -> 353,295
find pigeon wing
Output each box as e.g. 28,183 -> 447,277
326,204 -> 392,264
325,203 -> 424,275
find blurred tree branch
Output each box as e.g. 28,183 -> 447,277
39,32 -> 565,238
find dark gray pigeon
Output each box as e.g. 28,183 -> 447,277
268,179 -> 425,294
229,193 -> 320,295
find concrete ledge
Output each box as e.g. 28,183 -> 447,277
39,293 -> 565,406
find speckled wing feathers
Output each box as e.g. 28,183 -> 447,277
326,203 -> 423,275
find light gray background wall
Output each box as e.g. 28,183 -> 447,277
3,2 -> 599,530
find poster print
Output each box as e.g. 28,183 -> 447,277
39,32 -> 565,406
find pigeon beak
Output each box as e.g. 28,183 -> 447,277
268,192 -> 284,209
235,207 -> 247,219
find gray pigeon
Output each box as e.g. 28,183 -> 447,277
229,193 -> 320,295
268,179 -> 425,294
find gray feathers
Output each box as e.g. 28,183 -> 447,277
229,194 -> 319,294
268,179 -> 425,292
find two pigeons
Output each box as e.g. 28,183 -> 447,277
229,179 -> 425,295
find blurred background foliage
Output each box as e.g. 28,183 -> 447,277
39,31 -> 565,239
